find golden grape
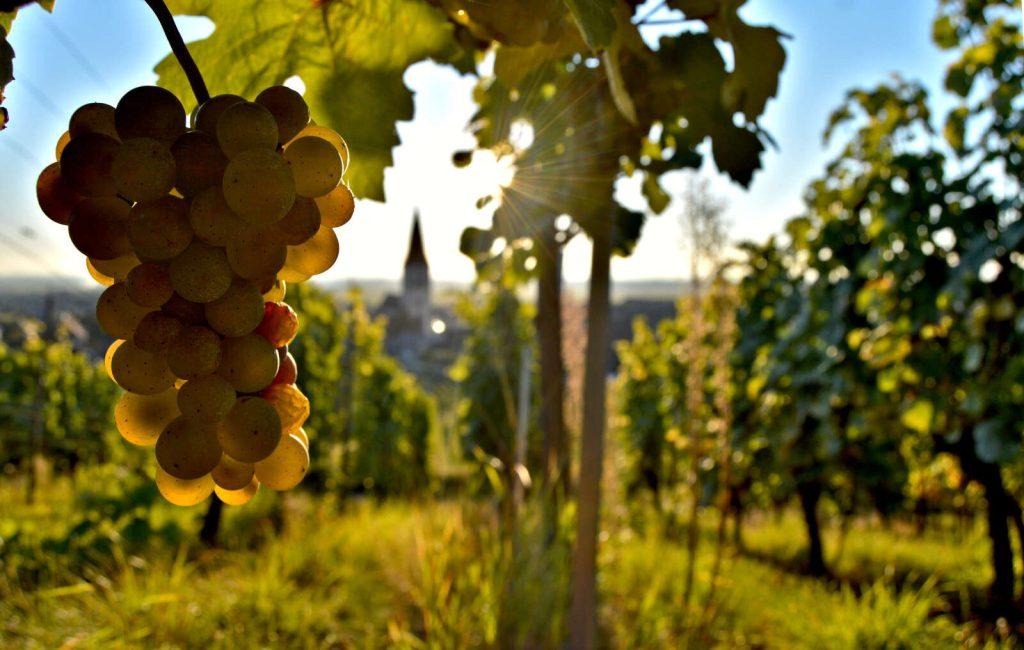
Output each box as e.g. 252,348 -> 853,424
36,162 -> 81,225
111,339 -> 176,395
86,258 -> 116,286
125,263 -> 173,308
293,427 -> 309,449
166,325 -> 222,380
217,396 -> 282,463
262,278 -> 286,302
68,197 -> 131,260
69,102 -> 118,140
129,196 -> 193,262
260,383 -> 310,434
268,196 -> 321,245
133,311 -> 184,352
194,93 -> 244,135
156,467 -> 214,506
156,416 -> 222,479
96,282 -> 152,339
255,86 -> 309,144
284,225 -> 339,277
314,182 -> 355,228
168,241 -> 233,303
90,253 -> 139,281
214,477 -> 259,506
222,148 -> 295,226
60,132 -> 120,197
171,130 -> 228,196
112,137 -> 176,202
204,278 -> 264,337
254,433 -> 309,490
115,85 -> 186,145
226,230 -> 287,280
114,388 -> 179,446
211,455 -> 254,490
189,187 -> 251,247
217,101 -> 278,158
289,124 -> 349,171
104,339 -> 124,381
178,374 -> 236,422
217,333 -> 279,393
283,136 -> 342,197
55,130 -> 70,159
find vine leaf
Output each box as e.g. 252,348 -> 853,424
1,1 -> 53,130
563,0 -> 616,50
156,0 -> 466,202
721,21 -> 786,121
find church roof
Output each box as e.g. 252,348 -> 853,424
405,212 -> 428,268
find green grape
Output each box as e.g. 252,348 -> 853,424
217,101 -> 278,158
161,292 -> 206,325
111,339 -> 176,395
114,388 -> 179,446
314,182 -> 355,228
68,197 -> 131,260
171,130 -> 228,196
254,433 -> 309,490
155,416 -> 222,480
268,196 -> 321,245
125,262 -> 173,307
189,187 -> 251,246
226,230 -> 287,279
204,278 -> 264,337
260,383 -> 310,434
115,86 -> 186,145
55,130 -> 70,159
255,86 -> 309,144
157,468 -> 214,506
217,396 -> 282,463
168,241 -> 233,303
285,224 -> 339,276
60,132 -> 120,197
69,102 -> 118,140
166,325 -> 222,380
129,196 -> 193,262
36,162 -> 82,225
289,124 -> 349,171
262,278 -> 286,302
217,333 -> 280,393
86,258 -> 116,287
283,136 -> 342,197
90,253 -> 139,281
214,477 -> 259,506
211,454 -> 254,490
178,374 -> 236,421
193,93 -> 244,134
133,311 -> 184,352
222,148 -> 296,226
96,282 -> 152,339
112,137 -> 176,202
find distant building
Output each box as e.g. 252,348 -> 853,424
375,213 -> 466,383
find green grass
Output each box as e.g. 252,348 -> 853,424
0,475 -> 1009,648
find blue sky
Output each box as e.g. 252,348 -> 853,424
0,0 -> 953,284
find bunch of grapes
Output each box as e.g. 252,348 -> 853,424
36,85 -> 356,507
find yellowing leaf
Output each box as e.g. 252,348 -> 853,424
901,400 -> 933,435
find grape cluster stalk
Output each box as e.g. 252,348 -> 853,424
37,84 -> 356,506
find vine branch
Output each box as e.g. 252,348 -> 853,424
143,0 -> 209,104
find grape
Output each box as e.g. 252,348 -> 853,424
277,261 -> 311,284
217,333 -> 280,393
60,132 -> 120,196
168,241 -> 233,303
129,196 -> 193,262
193,94 -> 244,134
133,311 -> 184,352
104,339 -> 124,381
189,187 -> 251,247
283,136 -> 342,197
111,340 -> 176,395
289,124 -> 349,171
222,148 -> 296,226
156,467 -> 214,506
36,162 -> 81,225
211,455 -> 254,490
271,351 -> 297,386
114,388 -> 179,446
268,196 -> 321,245
86,258 -> 116,286
68,197 -> 131,260
125,263 -> 173,308
171,130 -> 227,196
217,396 -> 282,463
178,374 -> 236,421
293,427 -> 309,449
255,301 -> 298,348
217,101 -> 278,158
260,383 -> 310,434
162,292 -> 206,325
115,86 -> 186,145
214,477 -> 259,506
254,433 -> 309,490
226,230 -> 287,280
156,416 -> 222,479
91,253 -> 139,281
96,282 -> 152,339
166,325 -> 222,380
262,278 -> 286,302
314,182 -> 355,228
205,278 -> 264,337
255,86 -> 309,144
284,225 -> 339,277
55,130 -> 71,159
69,102 -> 118,140
112,137 -> 176,202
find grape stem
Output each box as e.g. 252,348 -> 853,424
143,0 -> 210,105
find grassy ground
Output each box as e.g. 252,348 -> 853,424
0,471 -> 1013,649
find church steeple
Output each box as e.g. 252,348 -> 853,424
405,211 -> 427,268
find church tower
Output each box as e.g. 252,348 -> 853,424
402,212 -> 431,335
